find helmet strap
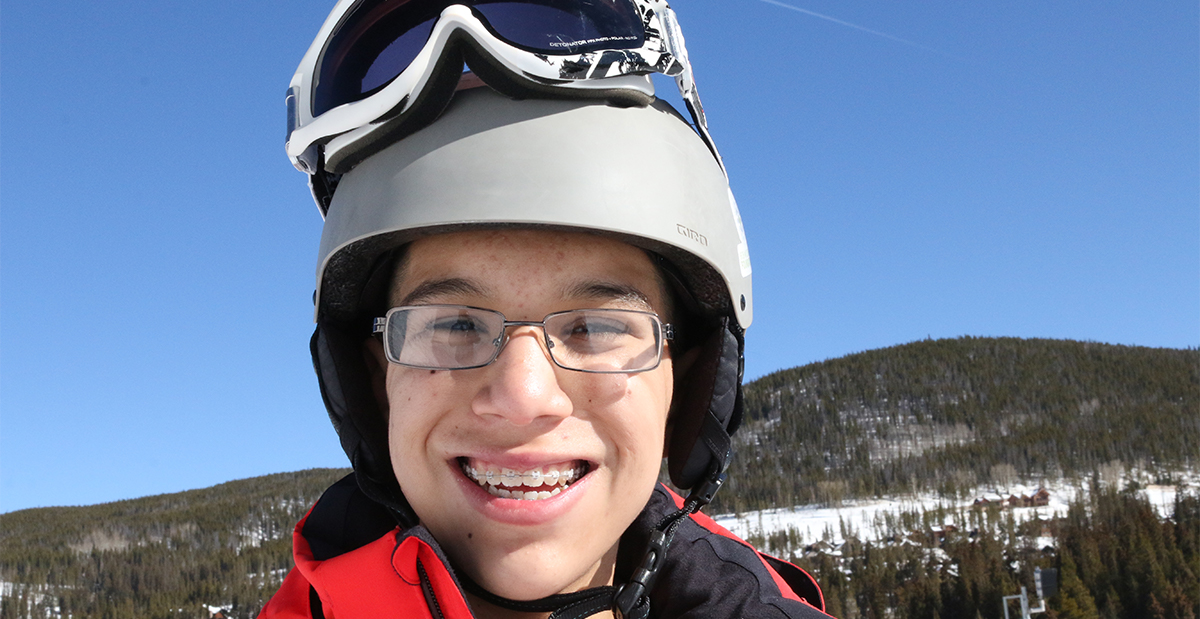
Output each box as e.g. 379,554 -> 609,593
307,149 -> 341,216
458,576 -> 615,618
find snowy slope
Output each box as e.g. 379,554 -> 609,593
713,475 -> 1194,549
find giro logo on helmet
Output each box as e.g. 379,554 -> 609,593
676,223 -> 708,246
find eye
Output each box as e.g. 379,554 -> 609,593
432,316 -> 483,332
414,312 -> 493,347
555,313 -> 636,354
429,316 -> 488,342
569,317 -> 630,338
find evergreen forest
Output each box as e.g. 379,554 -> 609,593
744,482 -> 1198,619
1,469 -> 348,619
717,337 -> 1197,514
1,337 -> 1195,618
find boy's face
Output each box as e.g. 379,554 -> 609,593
372,229 -> 676,603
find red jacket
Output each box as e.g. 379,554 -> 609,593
261,475 -> 834,618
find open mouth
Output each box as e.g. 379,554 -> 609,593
459,458 -> 590,501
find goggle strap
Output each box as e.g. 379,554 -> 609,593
681,94 -> 725,176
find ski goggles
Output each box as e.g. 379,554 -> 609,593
286,0 -> 723,183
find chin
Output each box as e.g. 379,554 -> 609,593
468,541 -> 615,601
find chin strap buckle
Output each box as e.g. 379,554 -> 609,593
688,469 -> 727,508
613,528 -> 668,619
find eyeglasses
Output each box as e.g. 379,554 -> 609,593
372,305 -> 673,373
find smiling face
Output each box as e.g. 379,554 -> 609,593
373,229 -> 675,606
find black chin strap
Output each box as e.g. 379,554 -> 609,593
458,471 -> 726,619
459,578 -> 616,619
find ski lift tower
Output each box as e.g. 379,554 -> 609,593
1002,567 -> 1058,619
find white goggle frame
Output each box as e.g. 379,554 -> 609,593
285,0 -> 723,186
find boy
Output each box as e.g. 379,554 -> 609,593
264,2 -> 832,617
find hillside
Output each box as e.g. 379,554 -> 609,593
1,337 -> 1196,618
713,337 -> 1198,513
0,468 -> 349,619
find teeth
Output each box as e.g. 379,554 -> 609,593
462,460 -> 586,500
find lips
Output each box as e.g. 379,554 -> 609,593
460,458 -> 589,501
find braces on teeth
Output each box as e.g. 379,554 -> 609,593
462,462 -> 587,501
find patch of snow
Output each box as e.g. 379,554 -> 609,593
715,494 -> 954,547
1,582 -> 67,619
1143,484 -> 1181,519
713,473 -> 1195,552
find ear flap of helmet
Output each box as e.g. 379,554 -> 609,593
311,322 -> 419,527
667,318 -> 743,489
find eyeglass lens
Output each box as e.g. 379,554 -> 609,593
383,306 -> 663,372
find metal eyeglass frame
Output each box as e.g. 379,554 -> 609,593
372,305 -> 674,374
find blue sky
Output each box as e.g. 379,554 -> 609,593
1,1 -> 1196,513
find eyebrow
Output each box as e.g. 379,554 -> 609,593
563,280 -> 655,311
396,277 -> 656,311
397,277 -> 488,306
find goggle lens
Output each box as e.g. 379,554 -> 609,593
314,0 -> 646,116
477,1 -> 645,53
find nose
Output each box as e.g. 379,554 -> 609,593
470,327 -> 573,425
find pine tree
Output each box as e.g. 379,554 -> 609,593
1054,554 -> 1100,619
1147,593 -> 1166,619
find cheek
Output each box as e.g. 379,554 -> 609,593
384,370 -> 446,473
568,372 -> 628,409
624,369 -> 673,464
385,367 -> 459,419
567,363 -> 674,414
572,371 -> 672,465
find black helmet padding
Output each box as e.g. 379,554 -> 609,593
668,318 -> 742,489
312,322 -> 419,527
